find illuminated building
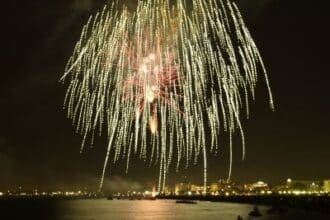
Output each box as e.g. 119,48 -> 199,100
323,180 -> 330,192
212,179 -> 242,195
275,178 -> 325,195
287,180 -> 322,191
244,181 -> 269,194
175,182 -> 190,195
210,183 -> 220,194
163,185 -> 174,195
190,185 -> 204,195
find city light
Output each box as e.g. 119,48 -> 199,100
0,178 -> 328,199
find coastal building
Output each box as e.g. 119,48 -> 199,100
163,185 -> 174,195
274,178 -> 325,195
287,179 -> 323,191
190,184 -> 204,195
175,182 -> 190,195
210,183 -> 220,195
244,181 -> 269,194
323,180 -> 330,192
215,179 -> 242,195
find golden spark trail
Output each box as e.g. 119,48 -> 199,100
61,0 -> 273,193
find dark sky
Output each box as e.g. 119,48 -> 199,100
1,0 -> 329,191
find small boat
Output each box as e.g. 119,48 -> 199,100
249,206 -> 262,217
176,200 -> 197,204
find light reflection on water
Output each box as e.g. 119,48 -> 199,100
58,199 -> 251,220
57,199 -> 329,220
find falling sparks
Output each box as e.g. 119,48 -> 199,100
60,0 -> 273,193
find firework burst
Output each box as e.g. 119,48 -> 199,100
61,0 -> 273,193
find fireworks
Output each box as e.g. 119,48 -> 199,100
61,0 -> 273,192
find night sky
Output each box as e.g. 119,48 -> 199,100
1,0 -> 329,191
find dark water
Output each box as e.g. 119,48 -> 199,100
0,199 -> 329,220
